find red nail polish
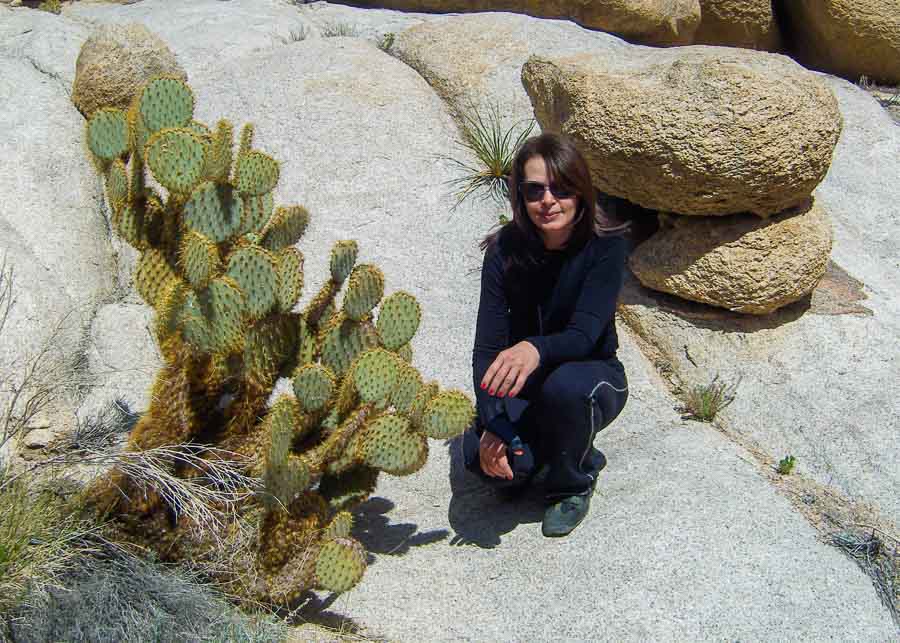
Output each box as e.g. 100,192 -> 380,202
489,389 -> 495,395
480,383 -> 486,390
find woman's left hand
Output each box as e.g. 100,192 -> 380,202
481,341 -> 540,398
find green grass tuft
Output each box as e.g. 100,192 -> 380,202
681,375 -> 738,422
777,455 -> 796,475
321,22 -> 359,38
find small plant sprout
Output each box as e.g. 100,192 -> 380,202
378,32 -> 395,52
681,374 -> 738,422
440,102 -> 536,209
777,455 -> 796,475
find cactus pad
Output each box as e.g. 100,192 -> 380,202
87,108 -> 128,163
112,202 -> 144,249
397,343 -> 413,363
318,466 -> 379,511
135,249 -> 177,308
244,315 -> 297,390
409,380 -> 440,429
315,538 -> 366,594
203,276 -> 246,353
391,363 -> 423,415
421,391 -> 475,440
353,349 -> 399,405
203,119 -> 234,182
293,364 -> 336,414
330,240 -> 358,284
225,246 -> 278,321
145,128 -> 206,195
105,159 -> 129,216
261,206 -> 310,252
235,151 -> 279,196
358,414 -> 427,475
377,291 -> 421,351
319,314 -> 380,377
182,181 -> 243,243
179,231 -> 220,290
137,76 -> 194,134
240,192 -> 275,236
324,512 -> 353,541
276,248 -> 304,313
343,265 -> 385,322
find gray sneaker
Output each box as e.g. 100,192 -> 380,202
541,493 -> 591,537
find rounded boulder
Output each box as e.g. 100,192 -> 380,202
72,23 -> 186,118
694,0 -> 781,51
628,200 -> 833,314
522,49 -> 842,217
780,0 -> 900,84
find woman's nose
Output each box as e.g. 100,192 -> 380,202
541,187 -> 555,205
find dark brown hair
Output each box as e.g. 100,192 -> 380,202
481,133 -> 600,270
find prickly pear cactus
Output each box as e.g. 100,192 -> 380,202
83,75 -> 474,604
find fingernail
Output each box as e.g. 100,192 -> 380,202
499,392 -> 505,398
489,389 -> 495,395
480,383 -> 486,390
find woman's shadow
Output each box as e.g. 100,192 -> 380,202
445,427 -> 546,549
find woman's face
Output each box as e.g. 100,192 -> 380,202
521,155 -> 579,250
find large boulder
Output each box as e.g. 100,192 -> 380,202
629,201 -> 832,314
71,23 -> 185,118
340,0 -> 701,46
780,0 -> 900,84
694,0 -> 780,51
522,49 -> 842,217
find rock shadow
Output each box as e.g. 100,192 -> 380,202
445,434 -> 545,549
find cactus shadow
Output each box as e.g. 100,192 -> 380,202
351,496 -> 450,560
445,435 -> 545,549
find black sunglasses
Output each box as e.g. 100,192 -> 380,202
519,181 -> 576,203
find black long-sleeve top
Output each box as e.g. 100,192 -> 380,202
472,227 -> 627,443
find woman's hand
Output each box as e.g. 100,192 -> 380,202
479,430 -> 513,480
480,341 -> 540,398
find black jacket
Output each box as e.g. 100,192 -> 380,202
471,228 -> 627,442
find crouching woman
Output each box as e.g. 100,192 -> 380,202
464,133 -> 629,537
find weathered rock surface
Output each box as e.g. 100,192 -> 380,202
0,54 -> 115,379
619,79 -> 900,525
694,0 -> 780,50
340,0 -> 700,46
72,22 -> 185,117
781,0 -> 900,84
629,201 -> 832,314
65,0 -> 317,80
393,13 -> 631,135
523,48 -> 842,216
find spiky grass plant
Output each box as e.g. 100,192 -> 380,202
681,374 -> 738,422
777,455 -> 796,475
321,22 -> 359,38
441,103 -> 535,210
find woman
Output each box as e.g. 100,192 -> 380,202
464,132 -> 629,538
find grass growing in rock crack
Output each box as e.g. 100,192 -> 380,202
831,526 -> 899,626
439,102 -> 535,212
680,374 -> 738,422
321,22 -> 359,38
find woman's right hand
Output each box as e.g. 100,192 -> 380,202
479,430 -> 514,480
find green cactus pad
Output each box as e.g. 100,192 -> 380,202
186,120 -> 211,137
105,159 -> 129,216
235,151 -> 279,196
179,231 -> 220,290
145,128 -> 206,195
137,76 -> 194,134
237,122 -> 254,161
244,315 -> 298,390
225,246 -> 278,320
183,181 -> 243,243
87,108 -> 128,163
293,364 -> 336,414
342,265 -> 384,322
324,512 -> 353,541
421,391 -> 475,440
135,249 -> 177,308
180,290 -> 214,353
377,291 -> 421,351
265,455 -> 313,508
358,414 -> 428,476
409,381 -> 439,428
240,192 -> 275,236
391,364 -> 423,415
276,248 -> 304,313
315,537 -> 366,594
330,240 -> 358,284
203,276 -> 246,353
352,349 -> 399,405
202,119 -> 234,183
112,202 -> 144,249
265,395 -> 304,463
319,314 -> 380,377
396,343 -> 413,363
261,206 -> 310,252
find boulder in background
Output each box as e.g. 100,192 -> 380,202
694,0 -> 780,51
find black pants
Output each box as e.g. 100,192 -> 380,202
463,357 -> 628,499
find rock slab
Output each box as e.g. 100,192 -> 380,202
694,0 -> 780,50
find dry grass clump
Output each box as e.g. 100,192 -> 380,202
832,526 -> 899,626
680,374 -> 738,422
